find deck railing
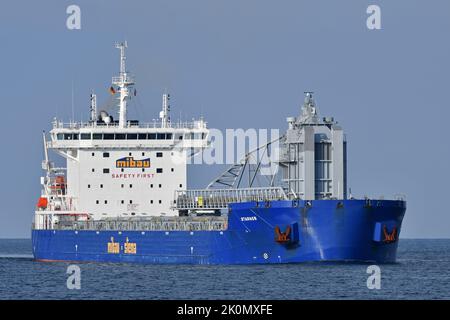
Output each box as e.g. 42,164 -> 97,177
49,216 -> 227,232
52,120 -> 207,130
174,187 -> 288,210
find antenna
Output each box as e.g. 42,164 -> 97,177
115,41 -> 128,74
112,41 -> 134,128
160,92 -> 171,128
71,80 -> 75,122
90,92 -> 97,123
299,91 -> 318,124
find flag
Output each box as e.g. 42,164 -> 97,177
109,86 -> 116,95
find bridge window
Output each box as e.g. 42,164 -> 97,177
160,133 -> 170,140
57,133 -> 63,140
138,133 -> 147,140
64,133 -> 73,140
93,133 -> 102,140
81,133 -> 91,140
148,133 -> 156,140
127,133 -> 138,140
115,133 -> 126,140
103,133 -> 114,140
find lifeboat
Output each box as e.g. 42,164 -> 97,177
37,197 -> 48,209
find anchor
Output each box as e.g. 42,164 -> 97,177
275,226 -> 291,243
383,225 -> 397,243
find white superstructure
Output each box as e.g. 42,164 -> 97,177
35,42 -> 208,227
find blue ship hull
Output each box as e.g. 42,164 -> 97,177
32,199 -> 406,264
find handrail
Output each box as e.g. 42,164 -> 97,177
175,187 -> 288,210
52,120 -> 207,130
34,216 -> 228,231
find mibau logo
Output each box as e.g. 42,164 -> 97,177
116,157 -> 151,168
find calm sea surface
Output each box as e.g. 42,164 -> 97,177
0,239 -> 449,300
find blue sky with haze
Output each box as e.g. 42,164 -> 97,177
0,0 -> 449,238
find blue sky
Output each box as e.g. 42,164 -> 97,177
0,0 -> 449,238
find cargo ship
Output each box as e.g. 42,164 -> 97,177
32,42 -> 406,264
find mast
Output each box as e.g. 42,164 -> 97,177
160,93 -> 171,128
112,41 -> 135,128
299,91 -> 319,124
89,93 -> 97,123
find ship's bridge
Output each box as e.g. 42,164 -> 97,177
48,119 -> 209,150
